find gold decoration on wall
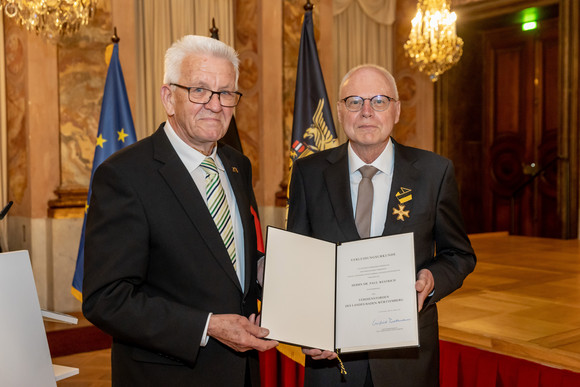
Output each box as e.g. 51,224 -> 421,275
404,0 -> 463,82
0,0 -> 97,42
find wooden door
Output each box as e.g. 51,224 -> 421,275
482,18 -> 559,237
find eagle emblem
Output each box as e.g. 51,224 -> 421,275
289,98 -> 338,168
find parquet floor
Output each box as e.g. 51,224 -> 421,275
52,232 -> 580,385
55,349 -> 111,387
438,232 -> 580,372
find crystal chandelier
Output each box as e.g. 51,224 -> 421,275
404,0 -> 463,82
0,0 -> 97,42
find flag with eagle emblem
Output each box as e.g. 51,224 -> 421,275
290,10 -> 338,168
281,8 -> 338,369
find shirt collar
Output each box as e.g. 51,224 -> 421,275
163,121 -> 222,173
348,138 -> 394,176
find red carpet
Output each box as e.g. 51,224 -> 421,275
46,325 -> 112,357
45,327 -> 580,387
440,341 -> 580,387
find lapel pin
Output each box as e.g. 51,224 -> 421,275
396,187 -> 412,204
232,167 -> 239,173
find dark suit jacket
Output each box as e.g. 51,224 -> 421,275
287,140 -> 476,387
82,124 -> 261,387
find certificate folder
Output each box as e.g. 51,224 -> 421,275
260,227 -> 419,353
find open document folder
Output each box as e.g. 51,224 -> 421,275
0,250 -> 78,386
260,227 -> 419,354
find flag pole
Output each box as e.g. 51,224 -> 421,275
111,26 -> 120,43
208,18 -> 244,153
304,0 -> 313,11
209,18 -> 219,40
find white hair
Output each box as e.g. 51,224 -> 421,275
163,35 -> 240,87
339,64 -> 399,100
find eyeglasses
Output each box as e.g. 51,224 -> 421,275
170,84 -> 242,107
341,95 -> 398,112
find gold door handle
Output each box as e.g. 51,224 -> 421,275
523,163 -> 538,176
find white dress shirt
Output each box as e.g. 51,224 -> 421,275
348,139 -> 395,237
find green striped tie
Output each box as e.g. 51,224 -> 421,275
200,157 -> 237,270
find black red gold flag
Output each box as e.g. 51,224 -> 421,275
210,20 -> 244,154
280,8 -> 339,368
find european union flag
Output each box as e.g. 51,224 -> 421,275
290,10 -> 338,169
71,43 -> 137,301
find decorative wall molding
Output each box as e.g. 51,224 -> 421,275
47,188 -> 87,219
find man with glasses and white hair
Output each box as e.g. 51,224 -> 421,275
83,35 -> 278,386
287,64 -> 476,386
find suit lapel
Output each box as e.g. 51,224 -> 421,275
324,143 -> 360,241
152,127 -> 242,291
383,140 -> 419,236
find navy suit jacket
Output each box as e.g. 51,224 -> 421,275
287,140 -> 476,386
83,124 -> 261,387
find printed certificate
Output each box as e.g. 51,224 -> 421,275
260,227 -> 418,353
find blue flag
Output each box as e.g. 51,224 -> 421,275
290,10 -> 338,169
281,10 -> 339,367
71,43 -> 137,301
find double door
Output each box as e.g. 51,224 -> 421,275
482,18 -> 560,237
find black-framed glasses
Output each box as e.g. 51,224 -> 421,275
341,95 -> 398,112
170,83 -> 242,107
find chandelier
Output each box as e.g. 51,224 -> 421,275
404,0 -> 463,82
0,0 -> 97,42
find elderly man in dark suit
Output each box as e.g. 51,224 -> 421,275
287,64 -> 476,386
82,35 -> 277,387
